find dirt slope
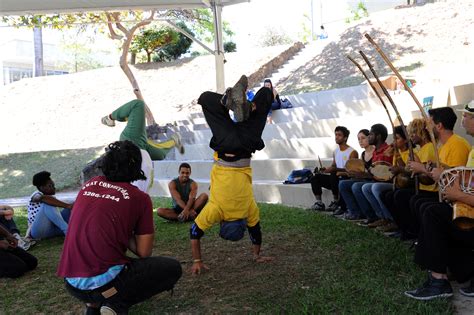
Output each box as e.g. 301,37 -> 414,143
278,0 -> 474,94
0,45 -> 290,154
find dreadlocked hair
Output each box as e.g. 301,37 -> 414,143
101,140 -> 146,183
408,118 -> 430,144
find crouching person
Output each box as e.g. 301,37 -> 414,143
57,140 -> 182,314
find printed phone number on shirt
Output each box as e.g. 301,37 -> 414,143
82,191 -> 120,202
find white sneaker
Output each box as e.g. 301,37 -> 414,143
171,133 -> 185,154
101,115 -> 115,127
17,237 -> 31,251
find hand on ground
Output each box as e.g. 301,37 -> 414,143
191,261 -> 209,275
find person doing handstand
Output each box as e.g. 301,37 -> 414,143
189,75 -> 274,275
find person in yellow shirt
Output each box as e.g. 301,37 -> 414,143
405,100 -> 474,300
407,107 -> 471,235
189,81 -> 274,275
382,118 -> 436,239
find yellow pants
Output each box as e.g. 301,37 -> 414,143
195,164 -> 260,231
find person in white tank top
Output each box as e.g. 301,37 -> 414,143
310,126 -> 358,212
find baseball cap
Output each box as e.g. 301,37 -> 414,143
457,100 -> 474,114
219,219 -> 247,241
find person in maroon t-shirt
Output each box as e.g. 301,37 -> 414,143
57,140 -> 182,314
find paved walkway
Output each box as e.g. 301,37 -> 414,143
0,191 -> 78,207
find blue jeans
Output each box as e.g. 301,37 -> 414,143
339,179 -> 365,218
362,182 -> 394,220
351,181 -> 378,220
30,203 -> 70,239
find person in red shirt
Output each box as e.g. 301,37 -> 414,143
57,140 -> 182,314
352,123 -> 393,225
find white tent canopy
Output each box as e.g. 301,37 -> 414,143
0,0 -> 250,91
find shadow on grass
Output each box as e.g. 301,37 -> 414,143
0,200 -> 452,314
0,147 -> 103,199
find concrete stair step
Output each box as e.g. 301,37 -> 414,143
153,158 -> 333,182
148,178 -> 334,209
172,136 -> 338,161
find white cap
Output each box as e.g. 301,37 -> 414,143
457,100 -> 474,114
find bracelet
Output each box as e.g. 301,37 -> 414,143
193,259 -> 202,263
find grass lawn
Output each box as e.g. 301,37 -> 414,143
0,147 -> 103,199
0,198 -> 453,314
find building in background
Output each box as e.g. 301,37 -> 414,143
0,38 -> 69,85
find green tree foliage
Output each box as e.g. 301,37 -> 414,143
259,27 -> 293,47
131,26 -> 178,63
223,41 -> 237,53
346,1 -> 369,23
154,22 -> 194,62
59,29 -> 105,72
189,9 -> 234,44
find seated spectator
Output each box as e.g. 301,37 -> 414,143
383,118 -> 436,240
157,163 -> 208,222
28,171 -> 74,239
57,140 -> 182,314
0,205 -> 35,250
339,124 -> 393,222
362,125 -> 410,233
263,79 -> 282,124
0,223 -> 37,278
310,126 -> 358,212
338,129 -> 374,220
405,101 -> 474,300
407,107 -> 470,236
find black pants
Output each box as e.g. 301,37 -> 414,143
415,202 -> 474,283
198,89 -> 271,158
65,256 -> 182,313
0,216 -> 20,235
410,192 -> 439,235
310,173 -> 347,208
0,246 -> 38,278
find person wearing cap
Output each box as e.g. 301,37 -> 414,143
189,76 -> 274,275
405,101 -> 474,300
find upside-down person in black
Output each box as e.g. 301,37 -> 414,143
189,76 -> 274,275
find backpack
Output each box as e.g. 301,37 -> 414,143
283,168 -> 314,184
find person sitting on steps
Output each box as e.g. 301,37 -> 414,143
101,99 -> 184,160
310,126 -> 358,213
157,163 -> 208,222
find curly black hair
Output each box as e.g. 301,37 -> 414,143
32,171 -> 51,188
101,140 -> 146,182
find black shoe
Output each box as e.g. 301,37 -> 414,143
460,279 -> 474,297
404,274 -> 453,300
310,201 -> 325,211
84,306 -> 101,315
332,206 -> 345,216
327,200 -> 339,212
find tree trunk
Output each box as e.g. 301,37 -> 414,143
147,52 -> 151,63
106,12 -> 156,125
33,27 -> 44,77
131,52 -> 136,65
